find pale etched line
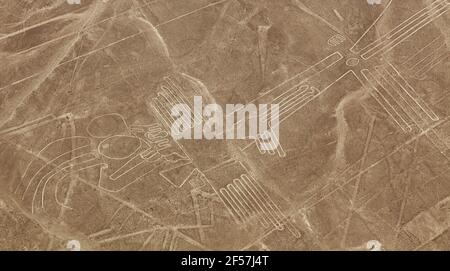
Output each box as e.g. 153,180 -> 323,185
280,71 -> 349,123
280,94 -> 315,122
164,77 -> 203,125
227,183 -> 253,219
226,184 -> 252,222
378,65 -> 431,128
278,71 -> 347,123
233,179 -> 270,228
243,175 -> 288,226
108,205 -> 127,227
10,22 -> 101,57
5,142 -> 202,251
2,29 -> 142,99
100,159 -> 162,193
97,229 -> 152,244
151,100 -> 175,128
39,153 -> 96,208
333,9 -> 344,22
159,88 -> 192,130
0,114 -> 55,136
2,139 -> 164,225
20,144 -> 91,199
88,228 -> 113,239
146,123 -> 161,130
155,0 -> 230,28
272,83 -> 309,105
241,228 -> 277,251
244,174 -> 301,238
161,230 -> 171,250
237,178 -> 280,228
291,0 -> 346,37
155,90 -> 186,126
407,39 -> 446,72
169,230 -> 178,251
257,25 -> 269,82
355,0 -> 445,54
0,73 -> 39,92
165,77 -> 190,105
43,162 -> 104,214
58,31 -> 144,66
364,8 -> 449,60
54,178 -> 73,211
161,89 -> 193,127
278,86 -> 312,111
109,154 -> 144,180
414,50 -> 449,78
375,67 -> 422,127
426,130 -> 450,159
393,139 -> 419,247
402,36 -> 442,67
340,116 -> 376,248
139,230 -> 156,251
410,43 -> 446,74
7,0 -> 161,57
377,73 -> 426,131
174,229 -> 211,251
151,101 -> 175,130
2,5 -> 101,119
203,158 -> 235,174
385,62 -> 439,121
361,69 -> 412,132
276,84 -> 310,107
242,175 -> 282,219
117,210 -> 136,232
256,129 -> 279,156
374,88 -> 411,132
220,188 -> 245,224
240,175 -> 283,230
0,13 -> 81,42
362,2 -> 450,59
191,191 -> 206,242
254,52 -> 343,99
280,92 -> 315,120
350,0 -> 393,53
158,90 -> 194,129
160,87 -> 179,108
402,229 -> 422,248
302,115 -> 450,211
360,0 -> 444,52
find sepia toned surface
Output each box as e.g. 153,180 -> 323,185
1,0 -> 450,251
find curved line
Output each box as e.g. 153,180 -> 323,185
17,136 -> 89,194
86,113 -> 129,139
54,176 -> 73,211
33,157 -> 98,213
39,153 -> 95,207
97,135 -> 142,160
98,160 -> 161,193
21,136 -> 89,179
38,155 -> 98,211
21,143 -> 90,199
41,162 -> 105,213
